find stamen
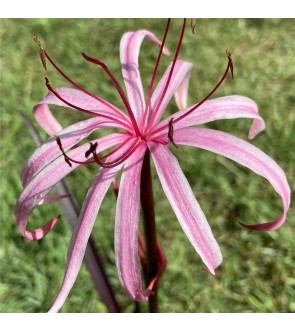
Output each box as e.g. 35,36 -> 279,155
81,53 -> 141,136
191,19 -> 196,34
45,77 -> 103,117
141,19 -> 171,131
33,35 -> 47,70
91,137 -> 133,162
149,49 -> 235,138
146,19 -> 187,133
55,136 -> 72,167
168,118 -> 178,148
90,139 -> 144,168
55,135 -> 95,167
33,36 -> 132,129
44,77 -> 132,130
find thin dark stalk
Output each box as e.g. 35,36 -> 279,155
140,150 -> 158,313
21,113 -> 120,313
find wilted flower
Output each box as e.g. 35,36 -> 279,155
15,19 -> 290,312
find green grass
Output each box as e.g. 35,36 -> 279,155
0,18 -> 294,313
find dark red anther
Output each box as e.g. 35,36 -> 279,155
168,118 -> 178,148
226,48 -> 234,79
85,142 -> 98,158
55,136 -> 72,167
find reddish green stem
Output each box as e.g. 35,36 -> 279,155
140,150 -> 158,313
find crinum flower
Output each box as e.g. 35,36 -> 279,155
15,19 -> 290,312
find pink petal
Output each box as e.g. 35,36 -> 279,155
154,95 -> 265,139
120,30 -> 170,123
21,118 -> 125,187
22,215 -> 61,241
149,143 -> 223,274
48,137 -> 141,313
33,103 -> 62,136
15,133 -> 125,241
114,144 -> 148,301
34,88 -> 130,135
148,60 -> 193,125
172,127 -> 291,231
49,167 -> 121,312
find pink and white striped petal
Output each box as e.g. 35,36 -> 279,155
48,152 -> 128,313
114,144 -> 148,301
148,60 -> 192,125
149,143 -> 223,274
172,127 -> 291,231
21,118 -> 127,187
34,88 -> 130,135
120,30 -> 170,123
33,103 -> 63,136
15,133 -> 126,241
154,95 -> 265,140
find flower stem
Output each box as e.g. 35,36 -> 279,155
140,150 -> 158,313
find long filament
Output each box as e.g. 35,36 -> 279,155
45,78 -> 132,130
149,52 -> 233,138
81,53 -> 141,136
33,36 -> 130,125
140,19 -> 171,132
145,19 -> 187,133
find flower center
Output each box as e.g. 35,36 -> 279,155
34,19 -> 233,170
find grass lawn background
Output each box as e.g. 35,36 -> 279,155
0,18 -> 294,313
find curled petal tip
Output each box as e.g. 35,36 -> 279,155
207,261 -> 222,275
239,213 -> 287,231
239,221 -> 278,232
23,215 -> 61,241
248,118 -> 266,140
163,46 -> 171,56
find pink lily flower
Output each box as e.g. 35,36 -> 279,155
15,20 -> 290,312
